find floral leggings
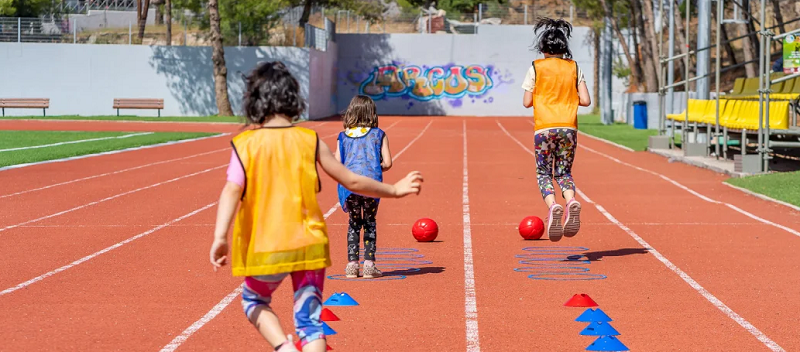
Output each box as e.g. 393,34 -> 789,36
345,195 -> 379,262
535,128 -> 578,199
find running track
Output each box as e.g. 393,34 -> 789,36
1,117 -> 799,351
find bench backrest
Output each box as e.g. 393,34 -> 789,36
0,98 -> 50,108
113,99 -> 164,109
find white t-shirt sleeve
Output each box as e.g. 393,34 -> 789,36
521,66 -> 536,92
577,64 -> 586,85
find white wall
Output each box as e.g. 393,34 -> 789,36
308,42 -> 339,119
0,43 -> 335,120
336,25 -> 620,116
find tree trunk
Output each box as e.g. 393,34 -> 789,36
770,0 -> 785,34
719,23 -> 737,65
299,0 -> 314,28
632,0 -> 659,92
641,0 -> 660,68
209,0 -> 234,116
165,0 -> 171,46
672,0 -> 688,81
593,26 -> 601,114
611,15 -> 640,91
630,6 -> 645,91
741,0 -> 759,77
137,0 -> 151,42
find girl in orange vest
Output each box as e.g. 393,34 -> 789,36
209,61 -> 423,352
521,18 -> 592,241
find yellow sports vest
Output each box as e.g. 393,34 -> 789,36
230,126 -> 330,277
532,58 -> 580,131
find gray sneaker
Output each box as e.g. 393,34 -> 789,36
362,262 -> 382,279
563,199 -> 582,238
345,262 -> 359,278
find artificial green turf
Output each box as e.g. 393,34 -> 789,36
726,171 -> 800,207
577,114 -> 658,151
0,130 -> 216,167
0,115 -> 242,123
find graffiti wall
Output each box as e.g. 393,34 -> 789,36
336,27 -> 598,116
359,64 -> 494,101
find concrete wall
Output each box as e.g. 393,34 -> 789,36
0,43 -> 337,120
308,42 -> 339,119
336,25 -> 623,116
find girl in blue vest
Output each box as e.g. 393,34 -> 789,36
335,95 -> 393,279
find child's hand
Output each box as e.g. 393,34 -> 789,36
209,238 -> 229,271
392,171 -> 423,197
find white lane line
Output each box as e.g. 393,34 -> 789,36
0,203 -> 217,297
0,148 -> 228,199
578,145 -> 800,238
0,133 -> 228,172
498,119 -> 785,352
159,119 -> 434,351
462,119 -> 481,352
0,132 -> 154,153
0,165 -> 225,234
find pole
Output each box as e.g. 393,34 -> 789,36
602,15 -> 613,124
524,5 -> 528,25
428,12 -> 432,33
238,22 -> 241,47
478,3 -> 483,23
570,4 -> 574,23
183,19 -> 187,46
714,0 -> 722,158
684,0 -> 691,147
347,11 -> 350,33
129,21 -> 132,44
658,0 -> 666,137
757,0 -> 766,169
366,20 -> 370,34
74,18 -> 77,43
764,34 -> 772,172
667,0 -> 675,115
356,16 -> 360,34
293,11 -> 297,46
696,0 -> 711,100
17,18 -> 21,43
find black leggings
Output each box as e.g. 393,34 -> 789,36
345,195 -> 379,262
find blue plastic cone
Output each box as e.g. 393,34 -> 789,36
575,308 -> 596,322
589,308 -> 613,322
322,322 -> 337,335
580,321 -> 620,336
324,292 -> 359,306
586,336 -> 629,351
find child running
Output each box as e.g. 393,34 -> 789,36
209,61 -> 423,352
521,18 -> 592,241
334,95 -> 392,279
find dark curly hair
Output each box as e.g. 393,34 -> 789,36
533,17 -> 573,59
242,61 -> 305,125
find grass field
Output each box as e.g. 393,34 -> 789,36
577,114 -> 658,151
0,130 -> 217,167
726,171 -> 800,207
0,115 -> 243,123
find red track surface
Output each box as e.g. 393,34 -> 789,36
1,117 -> 799,351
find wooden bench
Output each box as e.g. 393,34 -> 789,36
0,98 -> 50,117
113,98 -> 164,117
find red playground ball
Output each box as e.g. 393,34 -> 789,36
412,218 -> 439,242
518,216 -> 545,240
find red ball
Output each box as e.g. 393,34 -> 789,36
518,216 -> 545,240
412,218 -> 438,242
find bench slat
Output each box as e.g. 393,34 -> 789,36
0,98 -> 50,109
113,98 -> 164,109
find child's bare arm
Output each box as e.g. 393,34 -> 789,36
380,134 -> 392,171
578,81 -> 591,107
210,181 -> 241,269
334,139 -> 341,162
318,139 -> 421,198
523,91 -> 533,108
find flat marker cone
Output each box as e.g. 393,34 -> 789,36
580,321 -> 620,336
565,293 -> 598,307
320,308 -> 340,321
327,344 -> 333,350
322,322 -> 337,335
586,336 -> 629,351
324,292 -> 359,306
575,308 -> 596,322
590,308 -> 612,322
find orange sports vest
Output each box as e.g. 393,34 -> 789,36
230,126 -> 330,277
532,58 -> 580,131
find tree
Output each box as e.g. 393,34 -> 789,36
0,0 -> 16,16
137,0 -> 152,42
209,0 -> 234,116
165,0 -> 172,45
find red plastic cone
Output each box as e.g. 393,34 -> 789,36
327,344 -> 333,350
320,308 -> 340,321
564,294 -> 598,307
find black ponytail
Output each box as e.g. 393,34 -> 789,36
533,17 -> 573,59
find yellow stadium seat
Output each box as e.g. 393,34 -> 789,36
719,100 -> 743,127
730,78 -> 745,95
699,99 -> 727,125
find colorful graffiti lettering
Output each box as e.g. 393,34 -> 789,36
359,64 -> 494,101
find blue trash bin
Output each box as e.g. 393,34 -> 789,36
633,101 -> 648,129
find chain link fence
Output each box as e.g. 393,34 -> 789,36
0,2 -> 590,45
